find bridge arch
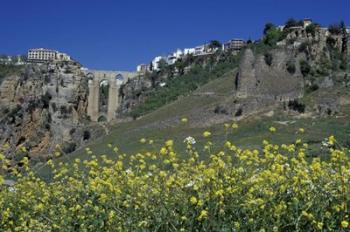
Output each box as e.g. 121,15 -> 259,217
85,70 -> 138,122
99,79 -> 110,114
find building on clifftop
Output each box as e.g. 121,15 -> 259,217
27,48 -> 71,62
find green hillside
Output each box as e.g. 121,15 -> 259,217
35,68 -> 350,178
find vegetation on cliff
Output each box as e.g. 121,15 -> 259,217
0,64 -> 23,83
129,52 -> 241,118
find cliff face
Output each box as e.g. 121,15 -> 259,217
235,49 -> 304,101
0,62 -> 102,160
230,26 -> 350,119
118,76 -> 153,116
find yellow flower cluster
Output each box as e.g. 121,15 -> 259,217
0,127 -> 349,231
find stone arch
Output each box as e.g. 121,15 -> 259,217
115,74 -> 125,84
86,72 -> 94,79
98,114 -> 107,122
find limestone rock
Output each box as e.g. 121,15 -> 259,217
0,62 -> 97,159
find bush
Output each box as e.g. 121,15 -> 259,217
264,52 -> 273,66
263,26 -> 284,47
300,60 -> 311,76
326,37 -> 336,49
298,42 -> 311,58
328,23 -> 342,35
286,60 -> 296,74
288,100 -> 306,113
61,142 -> 76,154
0,64 -> 23,84
305,23 -> 316,36
0,127 -> 349,231
284,18 -> 303,29
306,84 -> 319,94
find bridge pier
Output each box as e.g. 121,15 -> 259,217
87,78 -> 100,121
85,70 -> 137,122
107,79 -> 119,121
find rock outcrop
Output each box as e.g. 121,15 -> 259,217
0,61 -> 103,160
235,49 -> 304,101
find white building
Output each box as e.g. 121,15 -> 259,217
27,48 -> 71,62
166,49 -> 184,65
151,56 -> 165,71
184,48 -> 195,55
136,64 -> 149,73
28,48 -> 56,61
303,18 -> 313,28
194,45 -> 207,56
173,49 -> 184,59
222,39 -> 246,51
56,52 -> 71,61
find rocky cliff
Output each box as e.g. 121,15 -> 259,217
0,61 -> 103,162
229,25 -> 350,119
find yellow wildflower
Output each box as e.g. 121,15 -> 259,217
198,210 -> 208,221
190,196 -> 197,205
231,123 -> 238,129
203,131 -> 211,138
328,135 -> 335,145
165,140 -> 174,147
181,117 -> 188,123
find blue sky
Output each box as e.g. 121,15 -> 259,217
1,0 -> 349,71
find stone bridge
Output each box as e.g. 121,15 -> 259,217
84,70 -> 138,122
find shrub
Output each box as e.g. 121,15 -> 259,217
328,23 -> 342,35
288,99 -> 306,113
61,142 -> 76,154
305,23 -> 316,36
326,37 -> 336,49
300,60 -> 311,76
286,60 -> 296,74
263,26 -> 284,47
306,83 -> 319,94
264,52 -> 273,66
284,18 -> 303,29
298,42 -> 309,54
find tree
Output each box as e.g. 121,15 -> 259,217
305,23 -> 316,36
263,26 -> 284,47
0,54 -> 7,60
157,59 -> 168,71
285,18 -> 303,29
300,60 -> 311,76
263,23 -> 275,35
328,23 -> 342,35
11,56 -> 18,64
20,55 -> 27,62
209,40 -> 222,49
340,20 -> 348,53
175,59 -> 186,75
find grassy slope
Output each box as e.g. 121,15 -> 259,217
43,69 -> 350,170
